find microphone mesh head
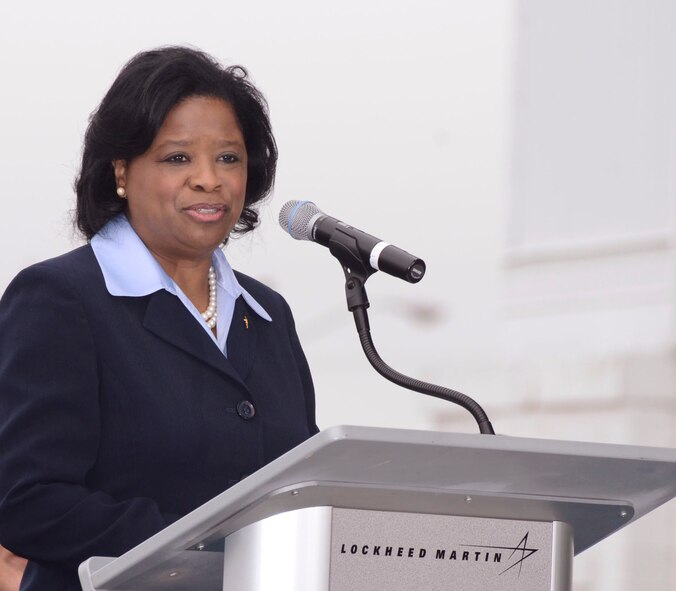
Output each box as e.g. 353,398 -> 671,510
278,200 -> 323,240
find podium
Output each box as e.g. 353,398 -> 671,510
78,426 -> 676,591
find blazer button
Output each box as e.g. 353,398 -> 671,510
236,400 -> 256,420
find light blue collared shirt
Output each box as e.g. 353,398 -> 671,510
91,215 -> 271,357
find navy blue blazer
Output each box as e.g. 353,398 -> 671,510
0,245 -> 318,591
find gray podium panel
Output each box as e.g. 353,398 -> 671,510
79,425 -> 676,591
221,506 -> 573,591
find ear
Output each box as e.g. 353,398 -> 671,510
113,160 -> 127,187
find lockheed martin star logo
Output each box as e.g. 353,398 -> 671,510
462,532 -> 538,576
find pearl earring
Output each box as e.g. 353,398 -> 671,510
116,187 -> 127,198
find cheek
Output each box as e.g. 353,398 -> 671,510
236,170 -> 248,201
225,171 -> 247,211
129,178 -> 177,213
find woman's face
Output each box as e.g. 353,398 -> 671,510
115,96 -> 248,264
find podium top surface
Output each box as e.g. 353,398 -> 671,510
83,426 -> 676,589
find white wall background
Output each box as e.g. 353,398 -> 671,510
1,1 -> 675,589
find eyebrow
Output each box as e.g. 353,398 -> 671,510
155,139 -> 245,150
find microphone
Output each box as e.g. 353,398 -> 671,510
279,200 -> 426,283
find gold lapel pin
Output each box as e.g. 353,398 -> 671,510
243,315 -> 249,330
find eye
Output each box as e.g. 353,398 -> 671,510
218,153 -> 240,164
164,153 -> 189,163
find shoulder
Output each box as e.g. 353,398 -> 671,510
233,271 -> 295,320
234,271 -> 285,306
0,246 -> 104,356
1,245 -> 103,305
10,245 -> 98,281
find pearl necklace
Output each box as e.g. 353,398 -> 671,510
201,266 -> 218,329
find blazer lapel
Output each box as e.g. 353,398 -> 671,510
143,290 -> 246,388
226,297 -> 259,381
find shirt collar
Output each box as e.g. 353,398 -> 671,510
91,214 -> 271,322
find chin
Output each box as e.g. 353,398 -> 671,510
187,227 -> 230,253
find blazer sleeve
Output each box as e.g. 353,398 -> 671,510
280,293 -> 320,436
0,264 -> 176,573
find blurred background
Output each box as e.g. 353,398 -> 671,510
1,1 -> 675,588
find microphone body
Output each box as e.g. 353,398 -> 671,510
279,200 -> 426,283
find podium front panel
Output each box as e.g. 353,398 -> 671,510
221,507 -> 574,591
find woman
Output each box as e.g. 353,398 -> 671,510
0,47 -> 318,591
0,546 -> 25,591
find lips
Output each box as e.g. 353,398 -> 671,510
183,203 -> 228,223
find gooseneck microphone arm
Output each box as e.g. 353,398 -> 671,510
279,200 -> 495,435
342,264 -> 495,436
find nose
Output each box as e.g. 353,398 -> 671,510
188,159 -> 221,192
